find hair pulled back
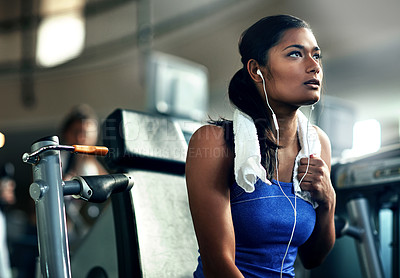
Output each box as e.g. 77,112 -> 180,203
228,14 -> 310,180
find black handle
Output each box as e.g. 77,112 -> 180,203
73,174 -> 134,203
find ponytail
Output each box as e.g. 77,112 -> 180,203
227,68 -> 278,181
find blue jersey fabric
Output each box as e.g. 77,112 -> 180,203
193,178 -> 316,277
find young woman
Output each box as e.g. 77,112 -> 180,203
185,15 -> 336,277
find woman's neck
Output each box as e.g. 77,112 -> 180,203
274,109 -> 298,148
273,109 -> 300,182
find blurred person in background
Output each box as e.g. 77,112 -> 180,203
1,132 -> 38,278
61,104 -> 108,179
0,137 -> 15,278
60,104 -> 108,249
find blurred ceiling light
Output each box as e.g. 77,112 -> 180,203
0,132 -> 4,148
36,1 -> 85,67
344,119 -> 381,158
39,0 -> 84,15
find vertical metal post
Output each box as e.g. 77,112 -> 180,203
137,0 -> 152,53
392,196 -> 399,278
137,0 -> 152,90
29,136 -> 71,278
347,196 -> 384,278
20,0 -> 38,108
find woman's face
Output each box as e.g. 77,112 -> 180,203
263,27 -> 323,108
64,119 -> 98,146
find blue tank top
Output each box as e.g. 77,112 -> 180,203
194,179 -> 316,277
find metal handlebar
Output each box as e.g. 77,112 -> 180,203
22,144 -> 109,165
22,136 -> 133,278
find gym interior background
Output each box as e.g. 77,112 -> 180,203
0,0 -> 399,277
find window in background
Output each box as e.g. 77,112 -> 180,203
343,119 -> 381,158
36,0 -> 85,67
146,51 -> 209,122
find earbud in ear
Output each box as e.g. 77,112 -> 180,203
256,69 -> 262,77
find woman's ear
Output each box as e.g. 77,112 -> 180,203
247,59 -> 263,83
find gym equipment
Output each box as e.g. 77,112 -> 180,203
22,136 -> 133,277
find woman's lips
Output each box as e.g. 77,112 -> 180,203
304,78 -> 320,89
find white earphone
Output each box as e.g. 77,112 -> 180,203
258,67 -> 317,277
257,69 -> 279,131
257,67 -> 315,277
257,68 -> 298,278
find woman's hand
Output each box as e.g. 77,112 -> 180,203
297,154 -> 335,209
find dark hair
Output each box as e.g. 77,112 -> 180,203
60,104 -> 98,136
222,15 -> 311,180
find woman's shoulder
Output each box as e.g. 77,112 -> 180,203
189,124 -> 230,151
313,125 -> 332,167
312,125 -> 330,148
186,124 -> 235,185
188,124 -> 234,165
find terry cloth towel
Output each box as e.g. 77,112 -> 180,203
233,109 -> 320,208
233,109 -> 272,192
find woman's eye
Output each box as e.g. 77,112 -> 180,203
313,53 -> 321,60
289,51 -> 302,58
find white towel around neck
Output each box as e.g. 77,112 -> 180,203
233,109 -> 320,208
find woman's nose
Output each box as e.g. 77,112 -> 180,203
307,56 -> 322,74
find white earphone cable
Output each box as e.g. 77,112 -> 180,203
258,69 -> 313,277
278,107 -> 313,278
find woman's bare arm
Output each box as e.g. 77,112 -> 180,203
297,126 -> 336,269
186,125 -> 244,277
